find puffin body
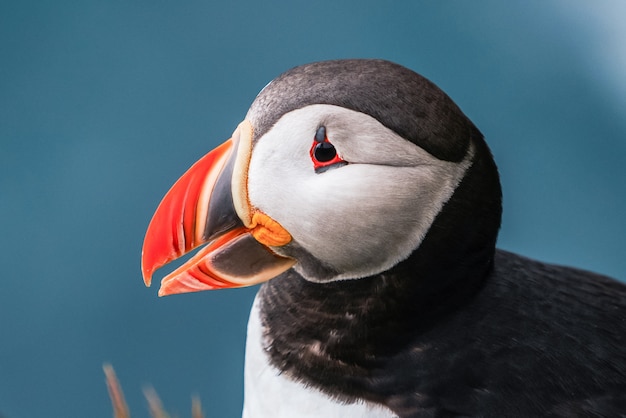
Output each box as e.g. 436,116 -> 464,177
141,60 -> 626,417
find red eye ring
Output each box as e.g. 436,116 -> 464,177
310,126 -> 346,172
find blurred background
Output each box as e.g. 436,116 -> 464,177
1,1 -> 625,417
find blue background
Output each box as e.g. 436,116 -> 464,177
1,2 -> 625,417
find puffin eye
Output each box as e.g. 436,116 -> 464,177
313,142 -> 337,162
310,126 -> 347,173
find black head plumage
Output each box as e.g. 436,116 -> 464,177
248,59 -> 475,162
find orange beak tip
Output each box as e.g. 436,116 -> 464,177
156,272 -> 213,297
141,260 -> 154,287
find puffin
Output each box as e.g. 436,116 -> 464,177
141,59 -> 626,417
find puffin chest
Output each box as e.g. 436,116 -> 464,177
242,297 -> 398,418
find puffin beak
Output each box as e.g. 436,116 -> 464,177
141,120 -> 295,296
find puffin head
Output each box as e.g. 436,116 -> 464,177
141,59 -> 502,296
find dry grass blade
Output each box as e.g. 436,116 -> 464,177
103,363 -> 130,418
191,396 -> 204,418
143,386 -> 170,418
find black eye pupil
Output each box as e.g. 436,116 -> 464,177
314,142 -> 337,162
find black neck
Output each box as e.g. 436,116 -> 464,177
258,133 -> 501,404
258,245 -> 493,405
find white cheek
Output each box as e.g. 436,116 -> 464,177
290,164 -> 460,276
246,105 -> 472,280
248,129 -> 313,216
249,155 -> 468,279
